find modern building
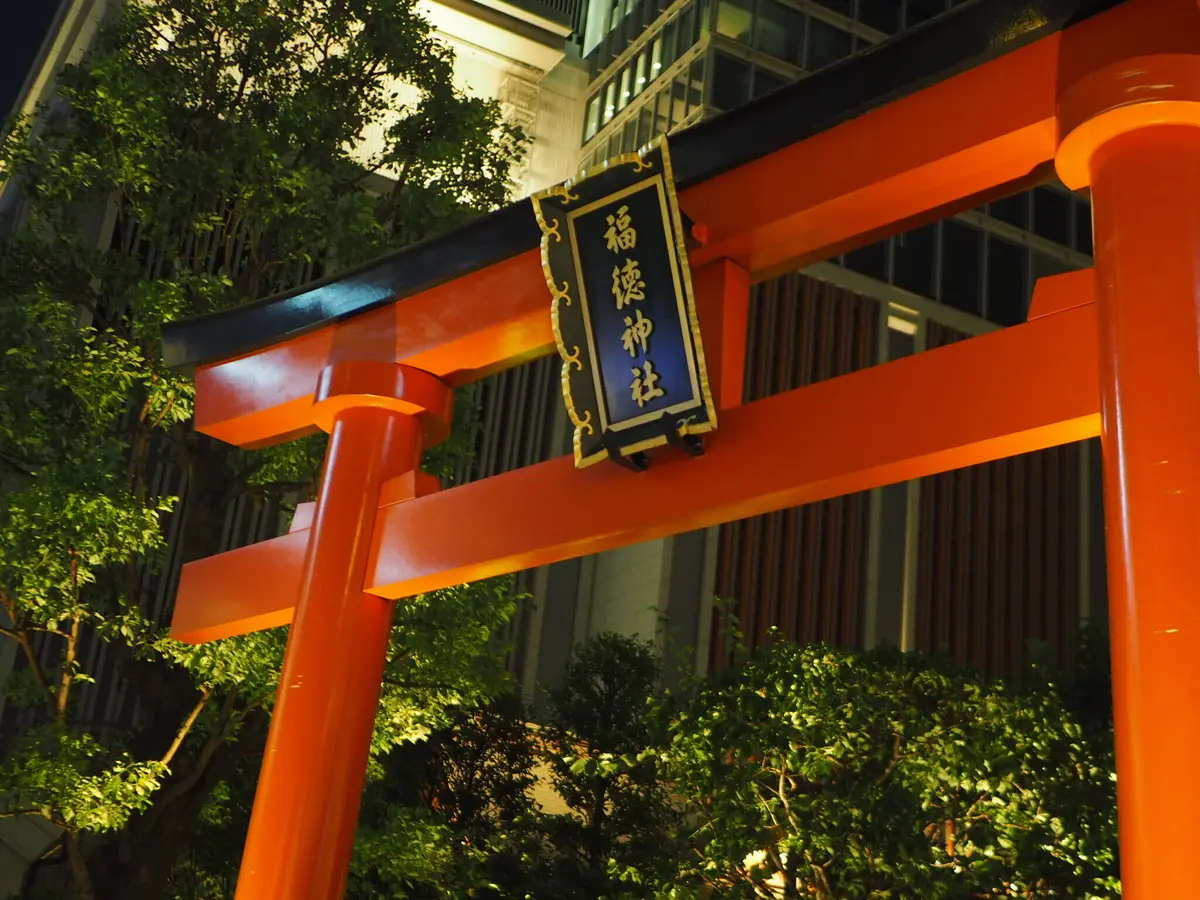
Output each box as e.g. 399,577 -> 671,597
477,0 -> 1106,707
1,0 -> 1108,890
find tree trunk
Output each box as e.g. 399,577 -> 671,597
64,832 -> 97,900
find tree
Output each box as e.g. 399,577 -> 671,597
539,632 -> 687,899
0,0 -> 525,896
350,692 -> 543,899
343,633 -> 687,900
663,641 -> 1120,899
329,630 -> 1119,900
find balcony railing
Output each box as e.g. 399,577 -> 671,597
507,0 -> 585,32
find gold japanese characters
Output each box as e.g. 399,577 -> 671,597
604,204 -> 666,409
532,139 -> 716,469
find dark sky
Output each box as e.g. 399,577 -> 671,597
1,1 -> 66,119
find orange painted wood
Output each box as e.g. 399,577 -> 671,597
693,259 -> 751,411
194,250 -> 552,448
171,273 -> 1099,643
188,0 -> 1141,450
683,40 -> 1062,279
234,408 -> 426,900
1089,122 -> 1200,900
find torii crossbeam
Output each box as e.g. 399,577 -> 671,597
163,0 -> 1200,896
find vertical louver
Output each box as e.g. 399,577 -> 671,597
711,273 -> 878,666
914,322 -> 1083,678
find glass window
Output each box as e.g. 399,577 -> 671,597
752,66 -> 788,98
893,225 -> 935,297
806,18 -> 852,71
712,52 -> 751,111
670,72 -> 690,128
584,95 -> 601,140
755,1 -> 805,65
988,192 -> 1028,228
655,85 -> 672,135
986,235 -> 1027,326
940,220 -> 982,315
621,118 -> 638,154
679,3 -> 697,50
819,0 -> 852,16
687,58 -> 704,114
633,51 -> 648,97
637,106 -> 654,145
649,36 -> 664,84
617,67 -> 632,111
905,0 -> 946,25
716,0 -> 754,42
698,0 -> 712,37
609,0 -> 622,30
1033,187 -> 1070,246
1075,199 -> 1093,255
663,17 -> 680,66
844,240 -> 888,281
595,34 -> 613,74
859,0 -> 898,33
603,80 -> 617,123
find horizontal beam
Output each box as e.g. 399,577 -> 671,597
171,272 -> 1099,643
163,0 -> 1121,373
193,250 -> 553,447
183,0 -> 1153,448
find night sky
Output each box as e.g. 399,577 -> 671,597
1,1 -> 66,119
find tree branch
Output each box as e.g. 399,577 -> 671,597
160,685 -> 213,770
1,590 -> 54,715
56,609 -> 82,724
138,688 -> 242,835
876,733 -> 903,785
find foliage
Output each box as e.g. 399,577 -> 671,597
350,692 -> 542,899
0,0 -> 525,896
539,632 -> 687,899
346,633 -> 688,900
663,640 -> 1120,899
301,632 -> 1120,900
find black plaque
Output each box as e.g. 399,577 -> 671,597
531,139 -> 716,469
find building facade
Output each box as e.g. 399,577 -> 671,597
477,0 -> 1108,706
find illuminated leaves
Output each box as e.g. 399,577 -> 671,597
0,0 -> 526,892
663,642 -> 1120,899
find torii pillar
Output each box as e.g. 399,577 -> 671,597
1056,25 -> 1200,898
232,362 -> 452,898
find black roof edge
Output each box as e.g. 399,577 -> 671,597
162,0 -> 1122,370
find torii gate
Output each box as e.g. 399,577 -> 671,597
162,0 -> 1200,896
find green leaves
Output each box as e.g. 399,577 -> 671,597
0,727 -> 167,833
663,643 -> 1119,899
1,0 -> 526,894
0,452 -> 174,624
341,635 -> 1120,900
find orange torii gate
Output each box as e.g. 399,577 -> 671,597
163,0 -> 1200,896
